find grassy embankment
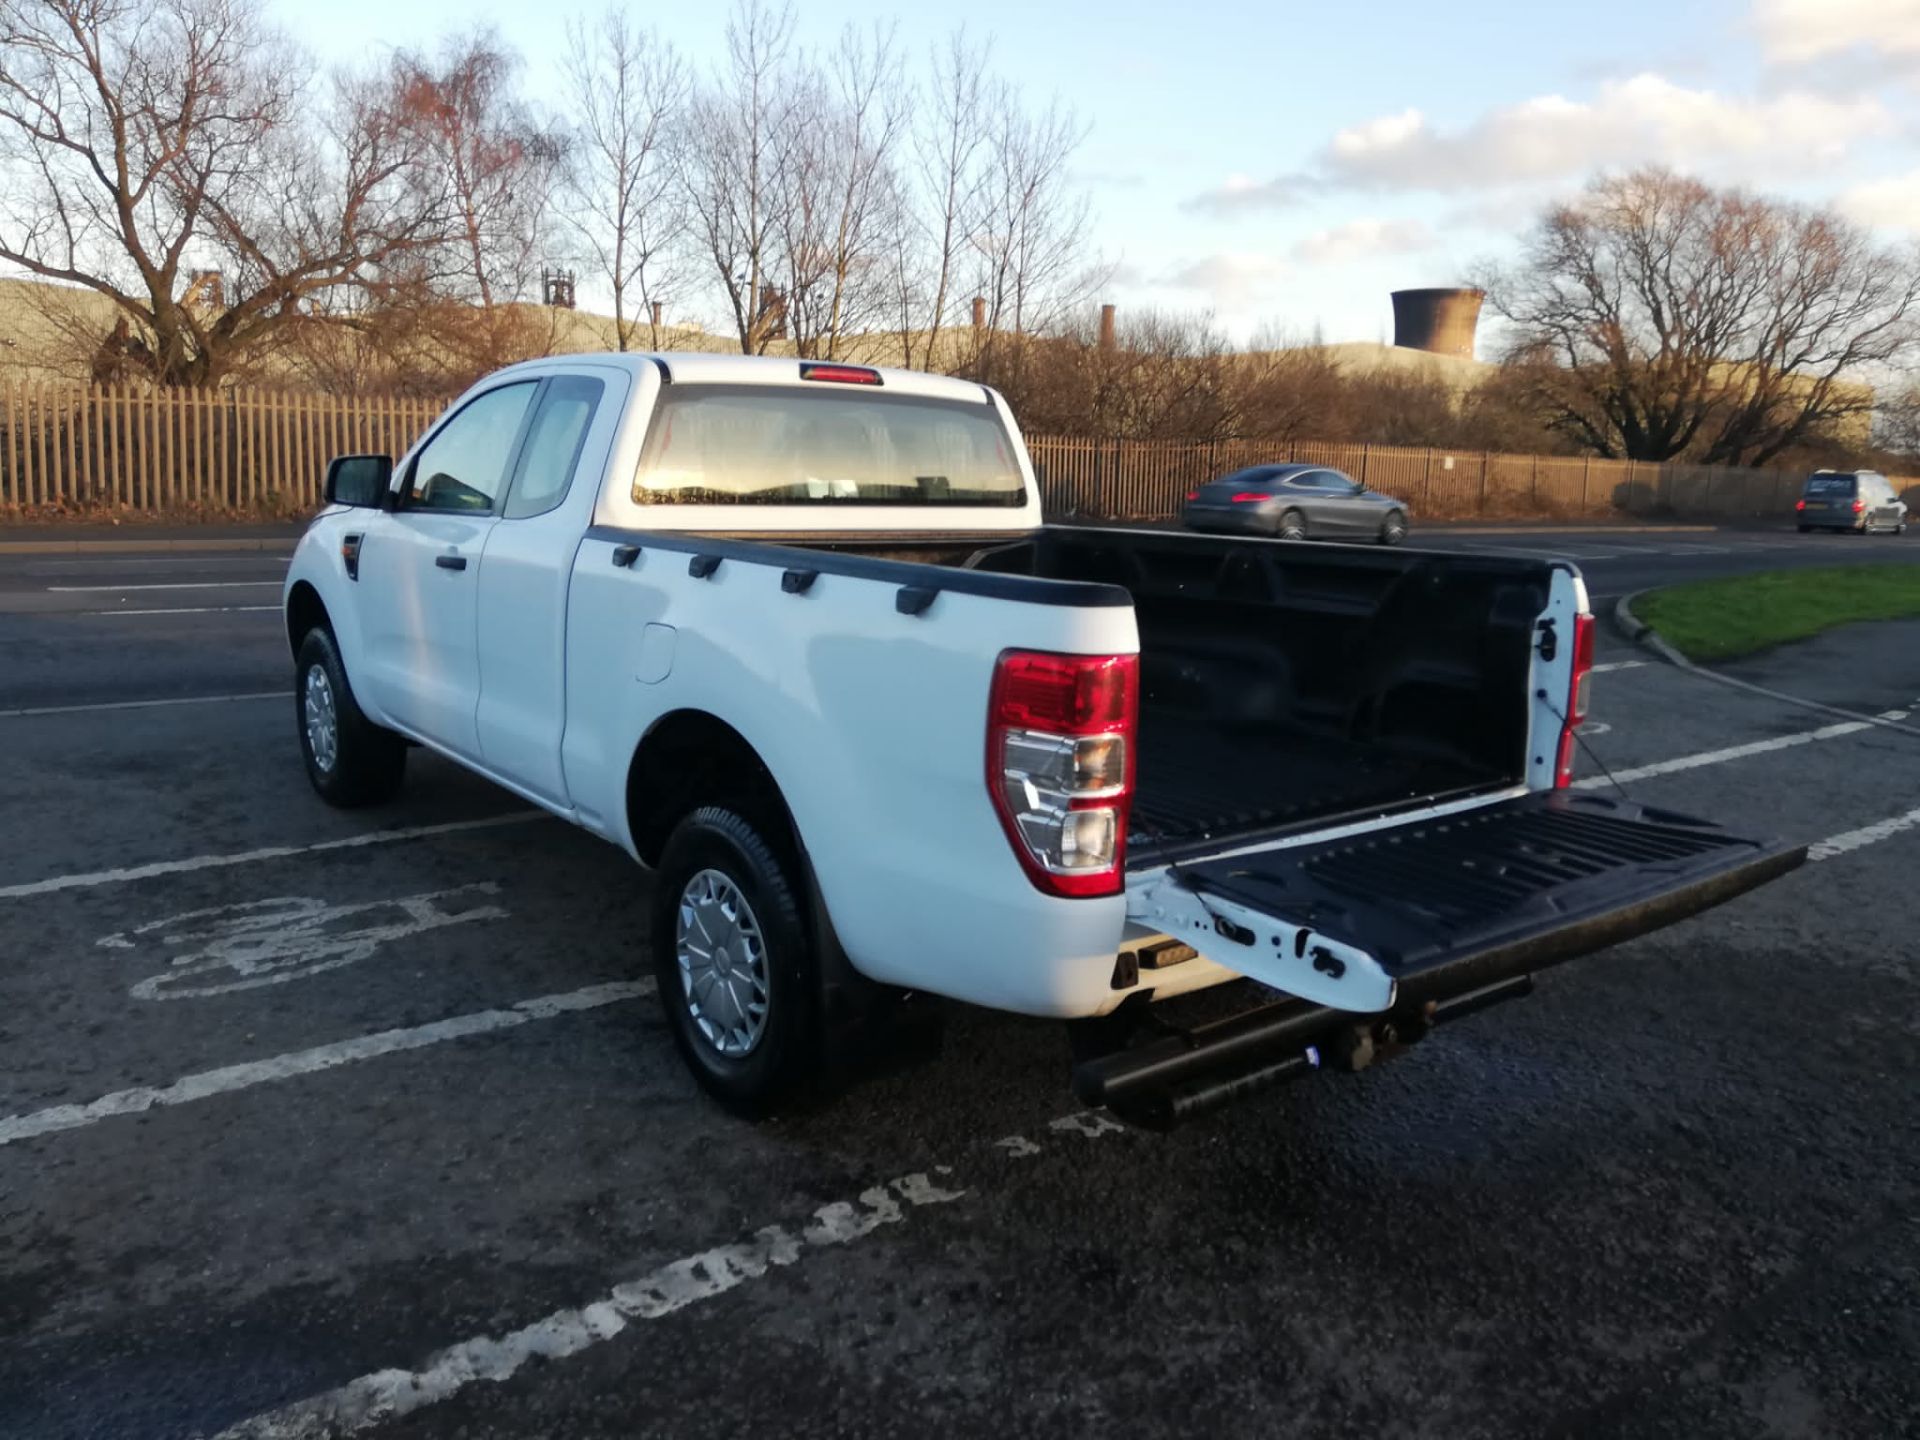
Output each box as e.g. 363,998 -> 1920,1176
1637,563 -> 1920,660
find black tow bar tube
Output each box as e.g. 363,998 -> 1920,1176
1071,975 -> 1537,1130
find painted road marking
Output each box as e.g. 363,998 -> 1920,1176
0,979 -> 652,1148
82,605 -> 279,616
101,885 -> 509,1000
1809,806 -> 1920,861
0,691 -> 286,719
47,581 -> 283,592
1574,710 -> 1911,790
0,811 -> 547,901
214,1168 -> 978,1439
214,1114 -> 1135,1439
1589,660 -> 1646,674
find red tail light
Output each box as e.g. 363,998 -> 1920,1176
1795,499 -> 1806,511
799,362 -> 882,385
987,650 -> 1138,898
1554,612 -> 1595,788
1185,491 -> 1200,502
1231,492 -> 1269,503
1852,499 -> 1865,513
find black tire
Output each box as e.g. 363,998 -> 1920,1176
1378,510 -> 1409,545
294,627 -> 406,807
1796,524 -> 1811,534
652,805 -> 821,1116
1276,508 -> 1308,542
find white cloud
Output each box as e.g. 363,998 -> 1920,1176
1189,73 -> 1891,210
1289,218 -> 1435,264
1840,169 -> 1920,230
1316,75 -> 1888,192
1161,253 -> 1292,308
1755,0 -> 1920,67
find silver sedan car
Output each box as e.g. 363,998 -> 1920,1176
1182,464 -> 1410,544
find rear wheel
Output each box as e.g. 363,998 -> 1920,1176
652,805 -> 821,1116
1276,508 -> 1308,542
1796,524 -> 1812,534
1378,510 -> 1408,545
295,627 -> 405,807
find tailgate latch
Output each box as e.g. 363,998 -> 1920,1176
1125,872 -> 1396,1012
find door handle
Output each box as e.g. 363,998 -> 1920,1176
435,553 -> 467,571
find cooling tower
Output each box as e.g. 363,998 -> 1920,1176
1390,288 -> 1483,359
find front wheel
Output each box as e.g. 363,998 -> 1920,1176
652,806 -> 821,1116
295,628 -> 405,807
1276,509 -> 1308,542
1378,510 -> 1409,545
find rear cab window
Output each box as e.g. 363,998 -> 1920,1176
1803,475 -> 1856,497
631,386 -> 1026,508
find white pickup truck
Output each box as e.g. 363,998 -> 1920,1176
283,353 -> 1803,1125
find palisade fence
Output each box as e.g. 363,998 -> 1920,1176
1,380 -> 1912,520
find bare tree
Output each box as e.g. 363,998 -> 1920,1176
975,92 -> 1100,340
773,23 -> 904,359
0,0 -> 448,386
897,30 -> 989,369
396,34 -> 562,316
679,0 -> 799,355
1481,168 -> 1920,465
561,10 -> 686,351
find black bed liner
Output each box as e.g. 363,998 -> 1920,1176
1127,722 -> 1494,864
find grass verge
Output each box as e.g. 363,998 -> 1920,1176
1637,563 -> 1920,661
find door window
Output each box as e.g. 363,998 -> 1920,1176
405,383 -> 539,513
502,376 -> 606,520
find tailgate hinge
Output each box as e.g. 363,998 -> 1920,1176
1126,871 -> 1396,1013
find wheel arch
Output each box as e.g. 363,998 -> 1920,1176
285,580 -> 330,655
625,708 -> 800,868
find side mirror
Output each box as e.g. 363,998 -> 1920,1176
324,454 -> 392,509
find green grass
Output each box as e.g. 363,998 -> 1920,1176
1636,563 -> 1920,661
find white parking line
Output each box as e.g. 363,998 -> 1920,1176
1574,711 -> 1909,790
0,980 -> 652,1148
1809,806 -> 1920,861
215,1165 -> 980,1439
0,811 -> 547,901
47,581 -> 283,592
105,605 -> 279,615
0,691 -> 286,719
1589,660 -> 1646,674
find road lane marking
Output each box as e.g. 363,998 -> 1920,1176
1589,660 -> 1646,674
0,691 -> 286,719
1809,806 -> 1920,861
214,1168 -> 977,1439
101,885 -> 510,999
81,605 -> 279,615
0,979 -> 652,1148
0,811 -> 547,901
1574,711 -> 1910,790
47,581 -> 283,592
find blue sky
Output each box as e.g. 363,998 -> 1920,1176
280,0 -> 1920,349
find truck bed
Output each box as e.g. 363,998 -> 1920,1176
775,524 -> 1555,867
1127,720 -> 1495,863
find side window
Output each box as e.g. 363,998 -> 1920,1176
405,382 -> 539,514
502,376 -> 605,520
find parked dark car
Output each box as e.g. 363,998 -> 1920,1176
1182,464 -> 1409,544
1795,470 -> 1908,534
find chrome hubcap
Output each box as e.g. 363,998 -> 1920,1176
676,869 -> 770,1057
303,664 -> 338,773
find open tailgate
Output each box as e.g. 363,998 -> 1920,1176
1089,793 -> 1805,1124
1126,791 -> 1807,1015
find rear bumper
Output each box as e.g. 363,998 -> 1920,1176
1182,507 -> 1269,534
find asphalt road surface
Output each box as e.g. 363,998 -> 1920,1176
1,531 -> 1917,1440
